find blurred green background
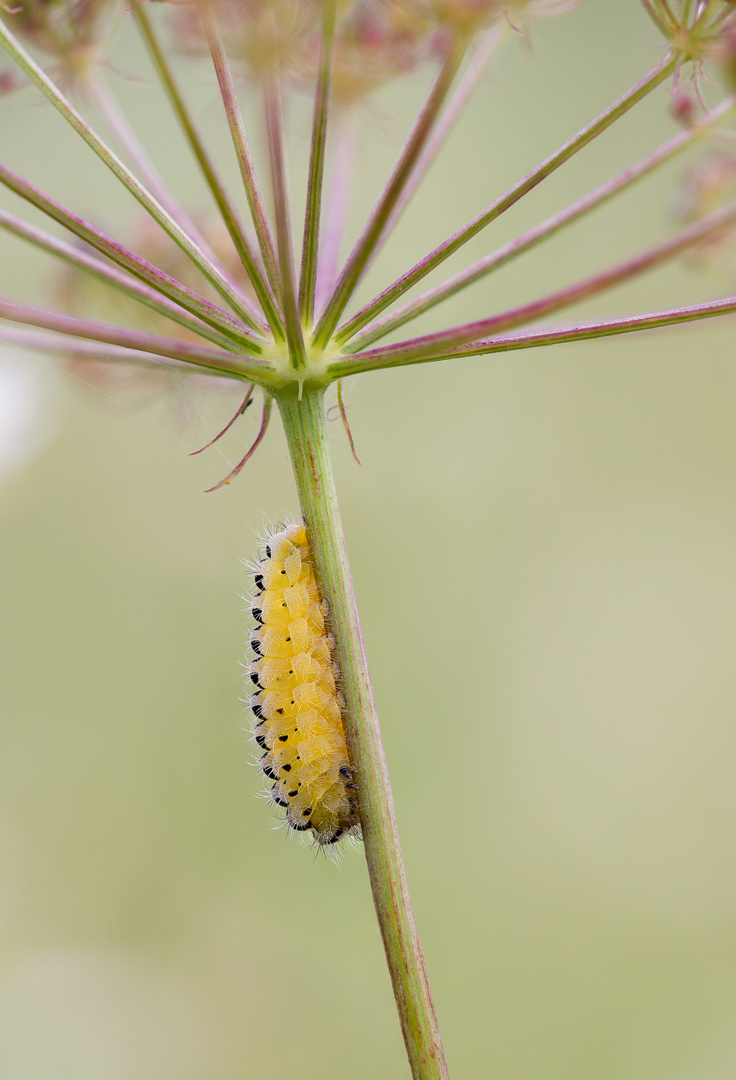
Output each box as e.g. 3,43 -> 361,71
2,1 -> 736,1077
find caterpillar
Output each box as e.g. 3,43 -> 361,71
249,522 -> 360,846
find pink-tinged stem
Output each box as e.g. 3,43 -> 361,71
299,0 -> 338,327
198,1 -> 281,304
330,295 -> 736,375
0,162 -> 262,351
0,17 -> 265,333
263,74 -> 307,371
312,40 -> 467,347
339,196 -> 736,367
381,23 -> 506,253
204,394 -> 272,492
347,94 -> 736,350
314,109 -> 356,316
131,0 -> 283,339
87,71 -> 247,301
0,300 -> 271,382
0,326 -> 210,374
334,54 -> 677,345
0,208 -> 241,352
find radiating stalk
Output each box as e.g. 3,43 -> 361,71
131,0 -> 284,339
0,300 -> 273,382
299,0 -> 338,327
0,209 -> 241,351
345,93 -> 736,350
314,109 -> 355,314
0,16 -> 266,334
87,70 -> 248,298
328,294 -> 736,375
334,53 -> 677,345
263,75 -> 307,371
277,387 -> 448,1080
338,195 -> 736,368
0,162 -> 262,350
198,1 -> 281,300
380,22 -> 506,256
0,325 -> 231,374
312,41 -> 467,347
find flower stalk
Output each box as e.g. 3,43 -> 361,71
277,386 -> 448,1080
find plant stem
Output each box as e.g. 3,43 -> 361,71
277,387 -> 448,1080
312,41 -> 467,347
346,94 -> 736,350
328,293 -> 736,376
299,0 -> 338,327
263,74 -> 308,371
199,1 -> 282,302
0,16 -> 265,334
0,161 -> 260,350
0,300 -> 271,381
334,53 -> 677,344
130,0 -> 284,339
0,209 -> 241,352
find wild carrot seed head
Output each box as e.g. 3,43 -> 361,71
298,0 -> 433,104
3,0 -> 120,86
170,0 -> 320,79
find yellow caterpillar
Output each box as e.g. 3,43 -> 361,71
249,523 -> 360,846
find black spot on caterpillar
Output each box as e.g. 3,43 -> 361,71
248,523 -> 361,846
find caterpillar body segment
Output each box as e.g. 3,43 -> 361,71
249,523 -> 360,846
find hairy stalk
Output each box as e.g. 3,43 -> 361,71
278,387 -> 448,1080
335,53 -> 677,344
130,0 -> 283,339
312,39 -> 467,346
314,109 -> 355,313
0,17 -> 265,334
299,0 -> 338,327
339,194 -> 736,365
0,209 -> 241,351
0,162 -> 263,350
87,71 -> 245,298
330,293 -> 736,376
381,22 -> 506,255
199,1 -> 281,302
263,75 -> 307,370
348,95 -> 736,350
0,299 -> 270,381
0,325 -> 236,374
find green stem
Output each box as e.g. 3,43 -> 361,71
277,387 -> 448,1080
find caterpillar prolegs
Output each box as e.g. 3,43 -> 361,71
249,523 -> 360,846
